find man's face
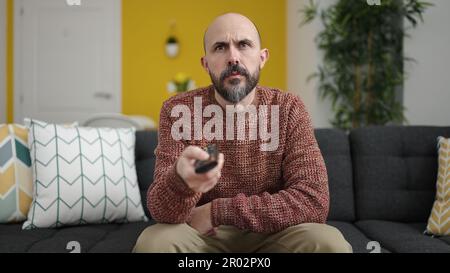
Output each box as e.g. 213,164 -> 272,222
202,14 -> 269,103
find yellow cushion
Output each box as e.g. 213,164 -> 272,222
0,124 -> 33,223
426,137 -> 450,236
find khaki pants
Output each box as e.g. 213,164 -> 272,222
133,223 -> 353,253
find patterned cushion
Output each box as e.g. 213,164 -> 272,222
426,137 -> 450,236
22,119 -> 147,229
0,124 -> 33,223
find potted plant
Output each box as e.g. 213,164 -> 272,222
167,72 -> 196,93
301,0 -> 432,129
166,36 -> 179,58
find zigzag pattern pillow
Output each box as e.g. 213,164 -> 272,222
23,119 -> 147,229
0,124 -> 33,223
426,137 -> 450,236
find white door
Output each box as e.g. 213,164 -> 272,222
14,0 -> 121,124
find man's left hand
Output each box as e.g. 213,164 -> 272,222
187,202 -> 216,236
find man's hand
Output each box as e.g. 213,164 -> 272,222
176,146 -> 224,193
187,202 -> 216,235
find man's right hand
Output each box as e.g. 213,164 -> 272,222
176,146 -> 224,193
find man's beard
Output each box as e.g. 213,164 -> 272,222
210,64 -> 260,104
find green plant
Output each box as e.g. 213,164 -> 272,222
168,72 -> 196,93
301,0 -> 432,129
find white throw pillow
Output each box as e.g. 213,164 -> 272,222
23,119 -> 147,229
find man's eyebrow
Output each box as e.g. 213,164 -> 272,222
211,41 -> 229,50
203,22 -> 262,53
238,38 -> 254,45
210,39 -> 254,50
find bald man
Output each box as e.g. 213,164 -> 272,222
133,13 -> 352,253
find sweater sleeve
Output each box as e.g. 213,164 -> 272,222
210,96 -> 330,233
147,102 -> 202,223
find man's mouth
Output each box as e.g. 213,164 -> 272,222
227,71 -> 242,79
220,66 -> 248,82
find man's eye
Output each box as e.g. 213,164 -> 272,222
239,42 -> 249,48
215,46 -> 224,51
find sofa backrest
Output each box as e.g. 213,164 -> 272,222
135,130 -> 158,219
135,126 -> 450,223
315,129 -> 355,222
350,126 -> 450,222
134,129 -> 357,222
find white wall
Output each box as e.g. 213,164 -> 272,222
0,0 -> 6,123
404,0 -> 450,126
287,0 -> 333,128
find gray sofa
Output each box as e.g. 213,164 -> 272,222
1,126 -> 449,253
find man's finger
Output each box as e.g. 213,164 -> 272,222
182,146 -> 209,161
200,179 -> 219,193
205,227 -> 217,236
217,153 -> 224,169
207,153 -> 224,174
198,168 -> 220,180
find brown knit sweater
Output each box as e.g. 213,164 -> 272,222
148,85 -> 329,233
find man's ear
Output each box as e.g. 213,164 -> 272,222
259,48 -> 269,69
201,57 -> 209,72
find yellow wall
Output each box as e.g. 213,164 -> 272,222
6,0 -> 13,123
123,0 -> 286,124
6,0 -> 286,124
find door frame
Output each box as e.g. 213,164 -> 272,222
13,0 -> 122,124
0,0 -> 6,123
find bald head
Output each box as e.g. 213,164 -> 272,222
200,13 -> 269,104
203,13 -> 262,53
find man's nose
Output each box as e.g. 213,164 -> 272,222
227,46 -> 240,66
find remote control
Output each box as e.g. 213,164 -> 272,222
194,144 -> 219,174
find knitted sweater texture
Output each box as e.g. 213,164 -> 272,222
148,85 -> 329,233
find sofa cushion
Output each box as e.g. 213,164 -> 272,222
350,126 -> 450,222
327,221 -> 390,253
0,221 -> 153,253
315,129 -> 355,221
438,236 -> 450,246
356,220 -> 450,253
135,130 -> 158,219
